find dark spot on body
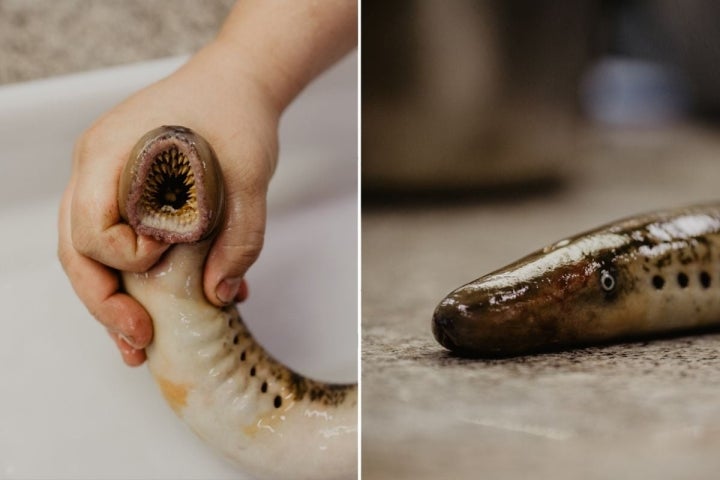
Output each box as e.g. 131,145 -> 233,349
274,395 -> 282,408
678,272 -> 689,288
655,254 -> 672,269
233,333 -> 239,345
678,250 -> 695,265
308,383 -> 354,403
288,372 -> 309,398
224,310 -> 354,407
693,236 -> 713,262
652,275 -> 665,290
700,271 -> 711,288
281,371 -> 353,406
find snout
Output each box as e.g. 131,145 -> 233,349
432,283 -> 562,357
431,302 -> 463,352
431,290 -> 504,356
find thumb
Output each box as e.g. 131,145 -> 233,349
204,185 -> 267,306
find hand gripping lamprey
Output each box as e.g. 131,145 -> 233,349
433,204 -> 720,357
117,126 -> 357,479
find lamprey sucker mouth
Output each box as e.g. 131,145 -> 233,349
117,126 -> 357,480
119,125 -> 224,243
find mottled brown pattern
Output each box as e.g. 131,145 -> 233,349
230,307 -> 355,407
125,125 -> 357,415
434,203 -> 720,356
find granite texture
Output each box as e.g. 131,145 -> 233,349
0,0 -> 234,85
362,126 -> 720,479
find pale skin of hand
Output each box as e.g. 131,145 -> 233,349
57,0 -> 357,366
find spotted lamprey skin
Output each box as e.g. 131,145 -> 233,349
122,241 -> 357,480
433,204 -> 720,357
119,126 -> 357,480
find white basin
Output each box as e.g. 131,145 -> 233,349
0,52 -> 357,478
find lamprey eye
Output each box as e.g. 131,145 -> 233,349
600,270 -> 616,292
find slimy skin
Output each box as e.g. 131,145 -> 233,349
118,126 -> 357,479
433,204 -> 720,357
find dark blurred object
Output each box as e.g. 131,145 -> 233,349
582,0 -> 720,124
362,0 -> 596,194
651,0 -> 720,115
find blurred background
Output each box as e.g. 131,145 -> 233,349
363,1 -> 720,479
0,0 -> 233,85
363,0 -> 720,194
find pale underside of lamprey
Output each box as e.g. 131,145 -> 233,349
118,126 -> 357,480
433,204 -> 720,357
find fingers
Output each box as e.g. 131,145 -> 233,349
109,332 -> 147,367
70,130 -> 169,273
236,278 -> 249,303
59,182 -> 153,364
71,220 -> 169,273
60,238 -> 154,350
204,171 -> 268,306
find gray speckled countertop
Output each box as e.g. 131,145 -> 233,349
362,127 -> 720,479
0,0 -> 233,85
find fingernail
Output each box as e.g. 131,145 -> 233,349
216,277 -> 243,305
236,279 -> 249,302
119,332 -> 141,349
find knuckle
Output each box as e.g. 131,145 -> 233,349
235,242 -> 263,266
227,245 -> 262,271
72,129 -> 94,167
227,158 -> 273,196
70,225 -> 93,256
74,123 -> 103,157
217,231 -> 265,274
87,304 -> 103,324
235,230 -> 265,262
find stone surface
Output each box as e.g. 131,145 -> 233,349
0,0 -> 233,85
362,126 -> 720,479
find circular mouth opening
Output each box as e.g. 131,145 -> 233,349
139,147 -> 199,227
121,125 -> 225,244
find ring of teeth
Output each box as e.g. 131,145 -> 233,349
139,147 -> 199,233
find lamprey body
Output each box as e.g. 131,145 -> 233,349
433,204 -> 720,357
119,126 -> 357,480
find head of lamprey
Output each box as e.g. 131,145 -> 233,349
118,125 -> 224,244
432,232 -> 638,356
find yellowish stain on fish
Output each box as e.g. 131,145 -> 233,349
155,375 -> 189,414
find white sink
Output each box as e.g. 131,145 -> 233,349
0,52 -> 357,479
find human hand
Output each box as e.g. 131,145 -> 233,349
58,43 -> 278,366
58,0 -> 357,366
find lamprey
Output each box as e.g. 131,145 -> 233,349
118,126 -> 357,479
433,204 -> 720,356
